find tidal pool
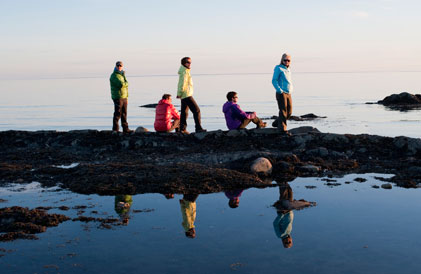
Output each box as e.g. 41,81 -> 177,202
1,173 -> 421,274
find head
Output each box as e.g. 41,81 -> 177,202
226,91 -> 238,103
115,61 -> 123,71
228,198 -> 240,208
164,193 -> 175,199
181,57 -> 192,69
282,235 -> 293,248
185,228 -> 196,238
162,94 -> 172,103
280,54 -> 291,68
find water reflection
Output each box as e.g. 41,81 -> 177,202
114,195 -> 133,225
273,183 -> 316,248
179,194 -> 199,238
224,189 -> 244,208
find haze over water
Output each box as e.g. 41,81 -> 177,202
1,71 -> 420,137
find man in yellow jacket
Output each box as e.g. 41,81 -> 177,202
177,57 -> 206,134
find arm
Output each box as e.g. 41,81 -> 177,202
231,104 -> 249,120
272,67 -> 283,93
170,104 -> 180,120
177,71 -> 187,98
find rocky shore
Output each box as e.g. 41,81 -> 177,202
1,127 -> 420,195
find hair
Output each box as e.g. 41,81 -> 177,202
162,94 -> 172,100
280,53 -> 290,65
226,91 -> 237,101
181,57 -> 191,66
228,199 -> 239,208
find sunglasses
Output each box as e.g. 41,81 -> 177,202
283,59 -> 291,62
117,65 -> 123,67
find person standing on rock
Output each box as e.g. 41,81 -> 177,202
222,91 -> 266,130
177,57 -> 206,134
110,61 -> 133,133
154,94 -> 181,132
272,53 -> 293,135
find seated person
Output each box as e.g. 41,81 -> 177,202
222,91 -> 266,130
154,94 -> 181,132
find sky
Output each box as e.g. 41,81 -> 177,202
1,0 -> 421,79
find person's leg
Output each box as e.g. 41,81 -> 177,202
180,98 -> 189,131
251,116 -> 266,128
168,119 -> 180,132
238,118 -> 252,129
112,99 -> 123,131
286,93 -> 292,120
185,97 -> 203,131
276,93 -> 288,131
121,98 -> 129,131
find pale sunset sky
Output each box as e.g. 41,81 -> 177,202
1,0 -> 420,79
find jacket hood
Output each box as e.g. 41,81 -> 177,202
223,101 -> 234,113
178,65 -> 188,75
158,99 -> 170,105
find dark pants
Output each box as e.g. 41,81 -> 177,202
113,98 -> 129,131
276,93 -> 292,131
238,116 -> 264,129
180,96 -> 203,131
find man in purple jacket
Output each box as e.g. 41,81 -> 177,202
222,91 -> 266,130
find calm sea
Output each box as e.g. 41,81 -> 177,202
1,71 -> 420,137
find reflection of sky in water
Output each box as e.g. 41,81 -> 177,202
0,72 -> 420,137
1,174 -> 421,273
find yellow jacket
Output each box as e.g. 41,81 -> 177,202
177,65 -> 194,99
180,199 -> 196,232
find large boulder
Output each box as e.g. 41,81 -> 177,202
250,157 -> 273,175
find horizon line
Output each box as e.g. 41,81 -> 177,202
1,70 -> 421,81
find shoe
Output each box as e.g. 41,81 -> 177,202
180,130 -> 190,134
195,129 -> 207,133
280,130 -> 292,136
123,129 -> 134,134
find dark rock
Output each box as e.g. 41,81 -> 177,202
354,177 -> 367,183
376,92 -> 421,110
381,183 -> 393,189
139,103 -> 158,108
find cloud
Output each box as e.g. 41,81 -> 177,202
353,11 -> 369,18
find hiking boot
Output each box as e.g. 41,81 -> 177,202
123,129 -> 134,134
180,130 -> 190,134
195,129 -> 207,133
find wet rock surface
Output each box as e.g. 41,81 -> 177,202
1,127 -> 420,195
369,92 -> 421,110
0,206 -> 70,241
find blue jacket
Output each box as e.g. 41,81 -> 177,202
273,211 -> 294,239
222,101 -> 255,130
272,64 -> 293,94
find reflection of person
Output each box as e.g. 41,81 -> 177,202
114,195 -> 133,225
273,183 -> 315,248
177,57 -> 206,134
224,189 -> 244,208
154,94 -> 181,132
272,54 -> 293,134
110,61 -> 133,133
223,91 -> 266,130
179,194 -> 199,238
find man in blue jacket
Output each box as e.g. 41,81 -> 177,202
222,91 -> 266,130
272,53 -> 293,134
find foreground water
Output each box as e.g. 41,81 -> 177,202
1,174 -> 421,274
1,71 -> 421,137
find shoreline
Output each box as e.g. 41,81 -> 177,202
1,127 -> 420,195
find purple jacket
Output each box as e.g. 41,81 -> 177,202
222,101 -> 255,130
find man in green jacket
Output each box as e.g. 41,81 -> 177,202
177,57 -> 206,134
110,61 -> 133,133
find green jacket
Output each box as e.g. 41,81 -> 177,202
177,65 -> 193,99
110,70 -> 129,99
